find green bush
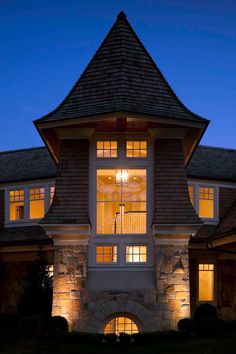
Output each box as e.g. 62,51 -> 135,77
48,316 -> 68,337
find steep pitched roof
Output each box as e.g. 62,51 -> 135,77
35,11 -> 208,125
187,145 -> 236,182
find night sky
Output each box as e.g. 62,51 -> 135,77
1,0 -> 235,151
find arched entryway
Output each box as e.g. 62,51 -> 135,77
104,314 -> 139,335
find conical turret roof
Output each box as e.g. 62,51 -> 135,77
35,11 -> 208,124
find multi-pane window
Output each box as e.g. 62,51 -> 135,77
126,141 -> 147,158
9,190 -> 24,221
29,188 -> 44,219
96,169 -> 146,234
96,246 -> 117,263
126,246 -> 147,263
188,185 -> 194,205
96,141 -> 117,158
198,264 -> 214,301
104,317 -> 138,335
50,186 -> 55,205
199,187 -> 214,219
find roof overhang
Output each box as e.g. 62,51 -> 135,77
34,111 -> 209,163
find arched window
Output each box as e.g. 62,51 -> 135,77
104,316 -> 139,335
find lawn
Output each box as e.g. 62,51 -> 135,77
1,333 -> 236,354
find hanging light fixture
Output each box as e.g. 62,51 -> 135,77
116,170 -> 129,186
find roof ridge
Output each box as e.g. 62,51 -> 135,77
0,146 -> 46,155
199,145 -> 236,152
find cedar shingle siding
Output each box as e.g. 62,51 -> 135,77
42,139 -> 89,224
153,139 -> 201,225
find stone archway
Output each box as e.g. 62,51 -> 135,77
85,300 -> 156,333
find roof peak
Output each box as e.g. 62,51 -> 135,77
35,12 -> 209,125
117,10 -> 127,21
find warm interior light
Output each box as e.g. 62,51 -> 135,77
116,170 -> 129,185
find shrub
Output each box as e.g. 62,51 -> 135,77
65,332 -> 104,344
104,333 -> 117,343
177,318 -> 195,335
119,332 -> 131,343
18,315 -> 47,337
48,316 -> 68,337
193,304 -> 222,336
194,303 -> 218,323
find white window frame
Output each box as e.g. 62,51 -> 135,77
125,244 -> 148,264
89,133 -> 154,269
95,244 -> 118,264
187,182 -> 219,223
197,260 -> 217,305
4,181 -> 55,226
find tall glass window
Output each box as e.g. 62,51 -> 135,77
96,169 -> 146,234
198,264 -> 214,301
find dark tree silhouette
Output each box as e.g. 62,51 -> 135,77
18,250 -> 53,317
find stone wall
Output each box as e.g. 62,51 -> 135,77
52,245 -> 88,330
155,242 -> 190,329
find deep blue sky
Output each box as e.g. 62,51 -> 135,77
1,0 -> 236,151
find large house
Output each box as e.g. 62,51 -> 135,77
1,11 -> 236,334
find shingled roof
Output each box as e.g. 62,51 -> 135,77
0,147 -> 56,184
187,145 -> 236,182
0,145 -> 235,184
35,11 -> 208,125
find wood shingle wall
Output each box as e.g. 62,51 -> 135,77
153,139 -> 201,225
42,139 -> 90,224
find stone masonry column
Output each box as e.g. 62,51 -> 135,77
52,241 -> 88,331
40,135 -> 92,331
154,238 -> 190,329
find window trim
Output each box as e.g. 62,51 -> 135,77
95,245 -> 118,264
197,260 -> 217,305
95,168 -> 147,236
5,181 -> 55,226
125,244 -> 148,264
96,140 -> 118,159
188,182 -> 219,223
125,140 -> 148,159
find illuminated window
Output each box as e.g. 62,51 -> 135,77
96,169 -> 146,234
96,246 -> 117,263
104,316 -> 138,335
126,246 -> 147,263
9,189 -> 24,221
126,141 -> 147,158
199,187 -> 214,219
188,185 -> 194,205
97,141 -> 117,158
29,188 -> 44,219
198,264 -> 214,301
50,186 -> 55,205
